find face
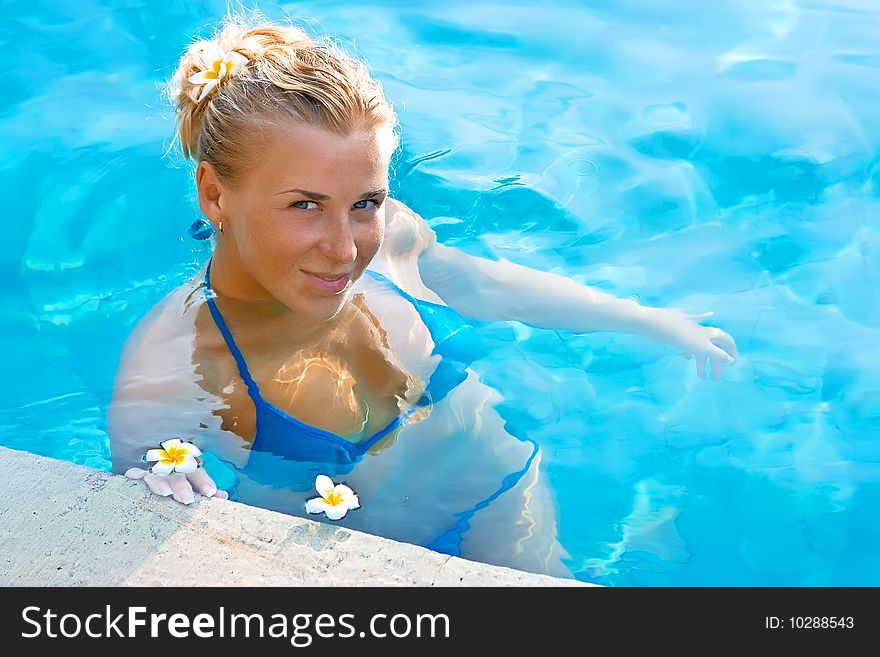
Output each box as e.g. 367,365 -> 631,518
198,122 -> 394,326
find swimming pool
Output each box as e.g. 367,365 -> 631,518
2,0 -> 878,585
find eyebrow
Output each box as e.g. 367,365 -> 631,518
275,188 -> 388,200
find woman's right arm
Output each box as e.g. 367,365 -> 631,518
387,197 -> 737,381
108,296 -> 226,503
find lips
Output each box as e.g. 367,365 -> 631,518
310,271 -> 351,281
302,269 -> 352,293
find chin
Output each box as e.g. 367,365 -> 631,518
308,298 -> 349,322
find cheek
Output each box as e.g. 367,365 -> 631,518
357,216 -> 385,259
245,217 -> 310,258
236,221 -> 313,290
236,214 -> 273,252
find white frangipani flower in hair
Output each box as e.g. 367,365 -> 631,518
188,42 -> 248,103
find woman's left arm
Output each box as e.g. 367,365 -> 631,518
387,199 -> 738,381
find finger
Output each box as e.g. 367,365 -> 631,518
168,472 -> 195,505
710,329 -> 739,362
125,467 -> 148,480
215,490 -> 229,500
708,343 -> 735,366
143,472 -> 173,497
187,467 -> 218,497
711,355 -> 725,381
696,354 -> 707,379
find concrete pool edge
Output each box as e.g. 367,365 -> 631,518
0,447 -> 593,586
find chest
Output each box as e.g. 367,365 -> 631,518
196,278 -> 439,444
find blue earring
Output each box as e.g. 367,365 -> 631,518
188,218 -> 216,241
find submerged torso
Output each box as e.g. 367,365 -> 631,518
108,204 -> 573,578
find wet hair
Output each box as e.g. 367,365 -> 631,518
164,11 -> 399,187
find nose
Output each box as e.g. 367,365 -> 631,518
319,212 -> 357,264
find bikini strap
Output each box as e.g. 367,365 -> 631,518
426,438 -> 541,556
363,269 -> 419,305
203,258 -> 264,403
362,269 -> 480,350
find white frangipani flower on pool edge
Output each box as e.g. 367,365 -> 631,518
188,43 -> 249,103
305,475 -> 360,520
145,438 -> 203,475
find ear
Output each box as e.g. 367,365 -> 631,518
195,161 -> 227,230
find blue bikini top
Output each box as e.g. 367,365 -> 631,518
202,258 -> 487,465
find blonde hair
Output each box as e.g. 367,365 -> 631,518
165,13 -> 399,186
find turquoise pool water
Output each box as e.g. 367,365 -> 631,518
2,0 -> 879,585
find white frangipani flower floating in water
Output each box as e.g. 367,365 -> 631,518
305,475 -> 360,520
145,438 -> 202,475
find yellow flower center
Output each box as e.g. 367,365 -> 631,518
325,489 -> 344,506
205,59 -> 223,80
162,444 -> 187,466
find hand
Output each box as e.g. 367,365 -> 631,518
648,308 -> 738,381
124,466 -> 228,505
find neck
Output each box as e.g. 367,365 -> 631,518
206,242 -> 340,347
208,240 -> 275,300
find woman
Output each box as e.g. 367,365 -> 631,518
109,17 -> 737,578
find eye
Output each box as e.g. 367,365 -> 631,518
353,199 -> 381,210
290,200 -> 318,210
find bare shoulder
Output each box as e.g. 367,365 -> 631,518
108,275 -> 220,472
369,198 -> 447,304
379,197 -> 437,259
113,280 -> 202,390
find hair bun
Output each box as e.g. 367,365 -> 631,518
164,13 -> 398,184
